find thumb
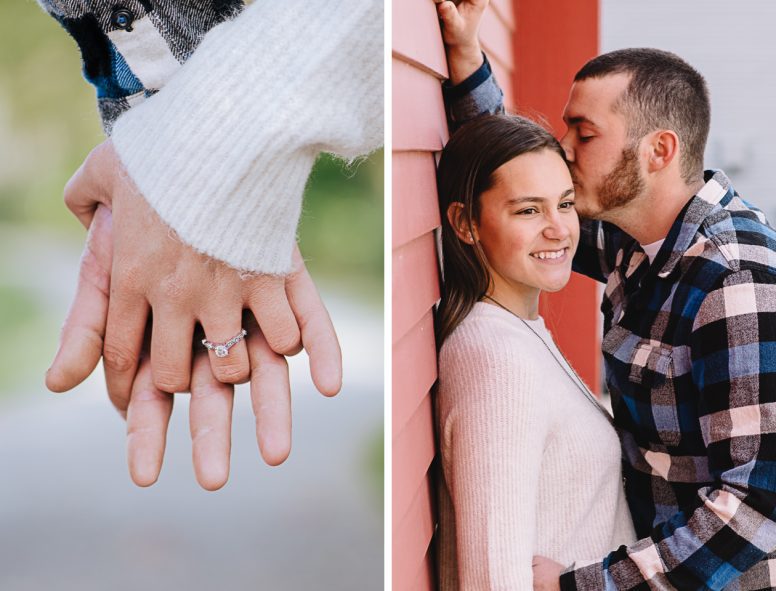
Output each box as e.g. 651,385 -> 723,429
46,205 -> 113,392
63,141 -> 117,229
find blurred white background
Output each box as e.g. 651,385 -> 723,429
602,0 -> 776,218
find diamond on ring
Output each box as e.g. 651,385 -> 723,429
202,329 -> 247,358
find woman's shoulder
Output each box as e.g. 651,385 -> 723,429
441,303 -> 537,352
438,303 -> 543,380
436,304 -> 548,423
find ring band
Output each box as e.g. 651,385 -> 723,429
202,329 -> 247,358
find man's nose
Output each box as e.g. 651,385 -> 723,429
559,132 -> 574,162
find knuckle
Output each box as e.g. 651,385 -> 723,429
214,359 -> 249,384
112,259 -> 146,296
103,343 -> 136,373
125,423 -> 156,439
265,328 -> 301,355
159,273 -> 186,301
63,178 -> 78,211
246,274 -> 282,299
153,367 -> 189,393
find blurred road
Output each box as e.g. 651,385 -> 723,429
0,230 -> 384,591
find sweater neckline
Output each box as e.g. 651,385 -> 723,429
475,300 -> 546,331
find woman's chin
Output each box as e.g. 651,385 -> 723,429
538,269 -> 573,293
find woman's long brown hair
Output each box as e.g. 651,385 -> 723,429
435,114 -> 565,347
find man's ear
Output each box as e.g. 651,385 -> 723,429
447,202 -> 477,244
645,129 -> 679,173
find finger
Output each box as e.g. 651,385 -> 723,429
458,0 -> 489,23
189,351 -> 234,491
103,290 -> 149,417
199,303 -> 250,385
126,357 -> 173,487
46,206 -> 113,393
286,248 -> 342,397
149,308 -> 194,393
63,141 -> 115,229
247,325 -> 291,466
436,1 -> 461,27
244,275 -> 302,356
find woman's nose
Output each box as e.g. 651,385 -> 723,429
544,211 -> 571,240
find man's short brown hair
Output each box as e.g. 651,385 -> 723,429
575,48 -> 710,185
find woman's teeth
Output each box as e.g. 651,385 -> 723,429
530,249 -> 566,260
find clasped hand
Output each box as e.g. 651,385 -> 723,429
48,140 -> 342,490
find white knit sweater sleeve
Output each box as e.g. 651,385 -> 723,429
439,320 -> 548,589
110,0 -> 383,274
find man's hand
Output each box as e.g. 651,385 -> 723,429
532,556 -> 563,591
127,312 -> 293,490
434,0 -> 488,84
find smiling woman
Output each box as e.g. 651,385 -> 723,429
436,114 -> 572,342
433,113 -> 635,589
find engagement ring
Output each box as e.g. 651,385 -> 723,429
202,329 -> 248,358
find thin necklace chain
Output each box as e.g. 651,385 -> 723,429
482,295 -> 612,422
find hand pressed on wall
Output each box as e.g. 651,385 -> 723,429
434,0 -> 489,84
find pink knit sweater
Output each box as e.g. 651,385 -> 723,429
436,302 -> 636,589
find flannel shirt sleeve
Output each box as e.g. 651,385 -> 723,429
441,53 -> 505,132
571,219 -> 631,284
559,268 -> 776,590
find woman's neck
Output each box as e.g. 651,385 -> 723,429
483,283 -> 540,320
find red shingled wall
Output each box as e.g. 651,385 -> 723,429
392,2 -> 598,588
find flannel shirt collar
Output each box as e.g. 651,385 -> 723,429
650,169 -> 733,279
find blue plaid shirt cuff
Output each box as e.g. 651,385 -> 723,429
442,53 -> 504,131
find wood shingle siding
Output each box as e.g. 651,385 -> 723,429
392,2 -> 599,588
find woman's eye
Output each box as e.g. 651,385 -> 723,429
559,201 -> 575,210
516,207 -> 538,215
579,136 -> 593,143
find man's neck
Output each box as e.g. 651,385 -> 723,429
604,178 -> 705,244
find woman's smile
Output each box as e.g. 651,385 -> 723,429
529,247 -> 571,262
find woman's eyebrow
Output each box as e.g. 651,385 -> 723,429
505,188 -> 574,205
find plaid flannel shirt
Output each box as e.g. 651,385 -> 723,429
36,0 -> 243,131
446,58 -> 776,590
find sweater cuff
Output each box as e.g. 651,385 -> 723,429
110,0 -> 382,275
442,52 -> 492,99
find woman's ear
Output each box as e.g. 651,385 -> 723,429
447,202 -> 476,244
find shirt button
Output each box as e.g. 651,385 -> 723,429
111,8 -> 135,32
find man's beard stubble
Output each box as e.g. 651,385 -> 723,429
572,146 -> 646,220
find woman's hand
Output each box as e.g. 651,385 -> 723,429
434,0 -> 489,84
532,555 -> 564,591
48,140 -> 341,411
